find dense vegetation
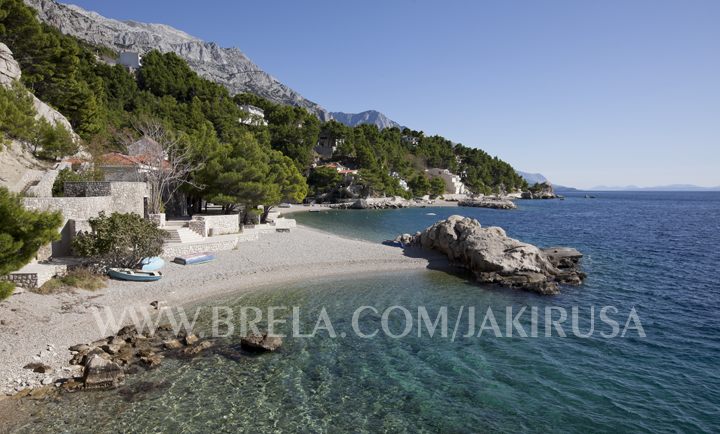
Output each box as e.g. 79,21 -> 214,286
0,80 -> 76,158
0,186 -> 63,299
0,0 -> 526,208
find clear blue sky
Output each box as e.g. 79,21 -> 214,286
67,0 -> 720,189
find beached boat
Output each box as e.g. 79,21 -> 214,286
139,256 -> 165,271
173,253 -> 216,265
381,240 -> 405,248
108,268 -> 162,282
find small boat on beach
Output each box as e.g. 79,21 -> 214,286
382,240 -> 405,248
108,268 -> 162,282
139,256 -> 165,271
173,253 -> 216,265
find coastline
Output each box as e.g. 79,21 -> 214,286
0,225 -> 441,397
276,199 -> 460,216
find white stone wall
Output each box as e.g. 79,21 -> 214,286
191,214 -> 240,237
161,237 -> 239,258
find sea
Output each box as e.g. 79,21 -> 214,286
9,192 -> 720,433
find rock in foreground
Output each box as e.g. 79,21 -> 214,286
397,215 -> 585,294
240,333 -> 283,352
82,355 -> 125,389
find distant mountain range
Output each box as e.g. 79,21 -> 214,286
23,0 -> 403,129
330,110 -> 403,129
516,171 -> 549,185
516,171 -> 719,192
590,184 -> 720,192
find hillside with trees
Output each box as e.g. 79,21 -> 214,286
0,0 -> 526,214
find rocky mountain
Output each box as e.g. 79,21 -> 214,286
330,110 -> 403,130
23,0 -> 332,120
517,171 -> 549,185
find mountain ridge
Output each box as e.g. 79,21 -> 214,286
24,0 -> 332,119
24,0 -> 406,129
330,110 -> 403,130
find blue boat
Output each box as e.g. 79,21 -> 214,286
381,240 -> 405,248
173,253 -> 216,265
139,257 -> 165,271
108,268 -> 162,282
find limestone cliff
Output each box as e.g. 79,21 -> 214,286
23,0 -> 331,121
0,42 -> 76,193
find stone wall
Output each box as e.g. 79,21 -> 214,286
161,237 -> 240,258
189,214 -> 240,237
0,273 -> 37,289
64,181 -> 112,197
23,182 -> 148,257
101,166 -> 144,182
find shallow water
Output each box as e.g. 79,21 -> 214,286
10,192 -> 720,433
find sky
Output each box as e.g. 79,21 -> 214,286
67,0 -> 720,189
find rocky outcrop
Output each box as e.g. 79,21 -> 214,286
23,0 -> 331,120
0,42 -> 74,132
522,183 -> 558,199
329,197 -> 437,210
0,43 -> 22,85
61,324 -> 215,391
398,215 -> 585,294
458,197 -> 517,210
240,333 -> 283,352
330,110 -> 403,130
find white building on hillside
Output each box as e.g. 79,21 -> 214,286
119,52 -> 142,69
238,105 -> 268,126
426,168 -> 467,194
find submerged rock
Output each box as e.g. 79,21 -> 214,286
82,355 -> 125,389
240,333 -> 283,352
400,215 -> 585,294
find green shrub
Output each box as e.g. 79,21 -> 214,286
0,81 -> 36,147
0,281 -> 14,301
0,186 -> 62,277
72,212 -> 166,269
33,119 -> 77,160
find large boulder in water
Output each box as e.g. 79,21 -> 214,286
82,354 -> 125,389
241,333 -> 283,352
403,215 -> 585,294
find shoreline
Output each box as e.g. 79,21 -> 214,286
0,224 -> 440,397
276,199 -> 461,216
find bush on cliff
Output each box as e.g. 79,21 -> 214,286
0,186 -> 62,286
72,212 -> 166,269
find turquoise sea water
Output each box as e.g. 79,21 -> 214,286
10,192 -> 720,433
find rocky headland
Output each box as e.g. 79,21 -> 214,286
396,215 -> 585,294
458,197 -> 517,209
521,183 -> 559,199
329,197 -> 433,210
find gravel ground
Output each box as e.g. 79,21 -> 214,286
0,225 -> 435,396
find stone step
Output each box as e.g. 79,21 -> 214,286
162,227 -> 204,245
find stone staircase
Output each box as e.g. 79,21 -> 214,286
162,224 -> 205,245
